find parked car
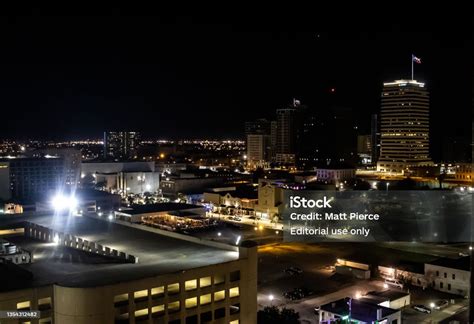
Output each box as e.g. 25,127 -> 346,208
413,305 -> 431,314
434,299 -> 449,310
384,278 -> 404,289
284,267 -> 302,276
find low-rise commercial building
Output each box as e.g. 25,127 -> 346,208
425,257 -> 471,297
0,213 -> 257,324
319,298 -> 401,324
81,161 -> 160,195
115,203 -> 205,223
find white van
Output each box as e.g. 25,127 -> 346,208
384,278 -> 404,289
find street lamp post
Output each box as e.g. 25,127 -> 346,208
386,182 -> 390,192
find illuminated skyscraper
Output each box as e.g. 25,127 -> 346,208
104,131 -> 140,160
377,80 -> 432,173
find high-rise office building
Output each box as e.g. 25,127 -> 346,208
104,131 -> 141,160
371,114 -> 379,164
246,134 -> 270,168
275,99 -> 304,164
244,119 -> 271,136
377,80 -> 432,173
245,119 -> 272,168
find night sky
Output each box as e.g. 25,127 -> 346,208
0,11 -> 471,159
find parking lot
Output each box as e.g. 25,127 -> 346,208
256,242 -> 470,323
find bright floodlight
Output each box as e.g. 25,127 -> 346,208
51,194 -> 78,211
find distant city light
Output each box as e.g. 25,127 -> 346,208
51,194 -> 78,211
98,212 -> 103,217
159,153 -> 165,159
217,232 -> 222,237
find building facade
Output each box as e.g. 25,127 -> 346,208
377,80 -> 432,173
246,134 -> 270,169
0,157 -> 67,202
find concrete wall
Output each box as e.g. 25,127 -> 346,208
24,222 -> 137,263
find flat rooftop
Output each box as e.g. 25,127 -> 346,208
0,214 -> 239,291
427,256 -> 471,271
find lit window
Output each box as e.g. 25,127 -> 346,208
214,290 -> 225,301
134,289 -> 148,301
151,286 -> 164,298
151,305 -> 164,314
167,283 -> 180,295
168,301 -> 180,313
38,297 -> 52,311
230,320 -> 239,324
185,297 -> 198,309
200,293 -> 212,305
200,276 -> 212,288
114,293 -> 129,305
134,308 -> 148,317
17,301 -> 30,310
229,287 -> 240,298
185,279 -> 197,291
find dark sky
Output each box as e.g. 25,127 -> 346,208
0,11 -> 471,155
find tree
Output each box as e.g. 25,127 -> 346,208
257,306 -> 300,324
437,170 -> 447,189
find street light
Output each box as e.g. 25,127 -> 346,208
386,183 -> 390,192
429,302 -> 435,309
51,194 -> 78,212
269,294 -> 274,305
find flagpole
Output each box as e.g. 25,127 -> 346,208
411,54 -> 414,80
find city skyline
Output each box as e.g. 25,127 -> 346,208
0,14 -> 471,159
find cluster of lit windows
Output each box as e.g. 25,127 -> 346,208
113,271 -> 240,322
